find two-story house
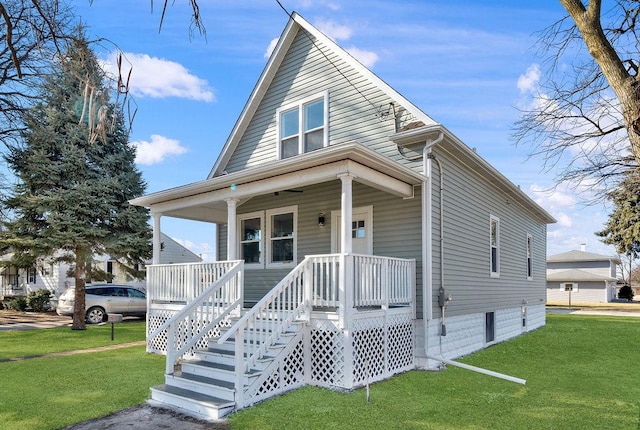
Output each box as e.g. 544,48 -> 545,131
132,12 -> 555,420
547,247 -> 620,304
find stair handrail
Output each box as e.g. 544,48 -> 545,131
152,260 -> 244,374
217,257 -> 313,375
146,260 -> 243,342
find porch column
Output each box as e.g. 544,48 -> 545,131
152,212 -> 162,264
226,198 -> 239,260
338,174 -> 355,254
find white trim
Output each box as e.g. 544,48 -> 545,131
490,215 -> 500,278
560,282 -> 578,292
526,233 -> 533,281
276,91 -> 329,160
237,211 -> 264,269
265,205 -> 298,269
330,205 -> 373,254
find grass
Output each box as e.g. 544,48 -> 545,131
0,320 -> 148,360
0,321 -> 165,430
0,314 -> 638,429
228,314 -> 640,429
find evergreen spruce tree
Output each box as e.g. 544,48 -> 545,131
0,29 -> 151,330
598,170 -> 640,260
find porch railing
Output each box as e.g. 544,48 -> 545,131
147,260 -> 244,374
147,260 -> 241,304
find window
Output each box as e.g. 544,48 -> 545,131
106,261 -> 114,283
561,282 -> 578,292
27,267 -> 36,284
490,215 -> 500,277
526,234 -> 533,280
238,206 -> 297,268
239,212 -> 263,265
485,311 -> 495,343
266,206 -> 297,267
277,92 -> 328,159
352,220 -> 366,239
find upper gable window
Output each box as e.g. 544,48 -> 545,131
490,215 -> 500,277
277,91 -> 328,159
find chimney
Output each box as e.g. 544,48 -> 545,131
580,243 -> 586,252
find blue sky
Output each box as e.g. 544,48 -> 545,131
74,0 -> 616,260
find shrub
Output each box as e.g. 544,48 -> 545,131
4,296 -> 27,311
26,289 -> 52,312
618,284 -> 635,301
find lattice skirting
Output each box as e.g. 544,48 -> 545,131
310,310 -> 414,390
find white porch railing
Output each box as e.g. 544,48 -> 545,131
147,260 -> 241,304
147,260 -> 244,374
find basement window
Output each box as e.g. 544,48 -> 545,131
485,311 -> 495,343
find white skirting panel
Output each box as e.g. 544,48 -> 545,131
415,303 -> 546,369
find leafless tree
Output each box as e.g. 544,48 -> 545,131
513,0 -> 640,197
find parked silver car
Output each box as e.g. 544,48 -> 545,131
56,284 -> 147,324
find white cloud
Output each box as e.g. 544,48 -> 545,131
315,19 -> 353,41
173,238 -> 216,262
102,52 -> 215,102
517,63 -> 540,94
346,47 -> 379,68
131,134 -> 187,165
530,183 -> 576,210
264,38 -> 279,59
554,212 -> 573,228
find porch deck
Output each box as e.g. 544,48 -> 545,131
145,254 -> 416,419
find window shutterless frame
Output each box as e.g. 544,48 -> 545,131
237,211 -> 264,268
490,215 -> 500,277
526,233 -> 533,280
276,91 -> 328,159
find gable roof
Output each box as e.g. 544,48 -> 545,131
208,12 -> 437,179
546,268 -> 617,282
201,12 -> 554,225
547,250 -> 620,264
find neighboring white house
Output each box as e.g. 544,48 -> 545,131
131,13 -> 555,420
546,248 -> 620,304
0,232 -> 201,300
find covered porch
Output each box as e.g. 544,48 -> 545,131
132,142 -> 426,417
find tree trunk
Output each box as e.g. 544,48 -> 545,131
72,246 -> 87,330
561,0 -> 640,165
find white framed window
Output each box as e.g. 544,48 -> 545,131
266,206 -> 297,268
561,282 -> 578,292
490,215 -> 500,277
237,206 -> 297,269
526,233 -> 533,280
238,211 -> 264,267
277,91 -> 328,159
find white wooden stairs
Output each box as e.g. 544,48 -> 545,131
149,316 -> 305,420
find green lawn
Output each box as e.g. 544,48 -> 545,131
0,315 -> 638,430
0,322 -> 165,430
0,320 -> 148,360
228,314 -> 640,429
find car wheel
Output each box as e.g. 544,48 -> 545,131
86,307 -> 106,324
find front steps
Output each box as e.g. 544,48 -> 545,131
149,318 -> 303,420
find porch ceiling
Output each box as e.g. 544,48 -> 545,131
131,142 -> 424,223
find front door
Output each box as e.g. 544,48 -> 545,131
331,205 -> 373,254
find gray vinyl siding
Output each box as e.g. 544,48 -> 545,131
217,181 -> 424,315
546,281 -> 607,303
430,146 -> 547,318
224,28 -> 416,173
547,260 -> 613,278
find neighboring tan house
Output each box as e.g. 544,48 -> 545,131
546,248 -> 620,304
132,13 -> 555,420
0,232 -> 201,300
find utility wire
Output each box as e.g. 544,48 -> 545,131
275,0 -> 386,117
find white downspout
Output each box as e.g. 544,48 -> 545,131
422,132 -> 444,357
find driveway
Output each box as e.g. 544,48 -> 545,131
0,310 -> 71,330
